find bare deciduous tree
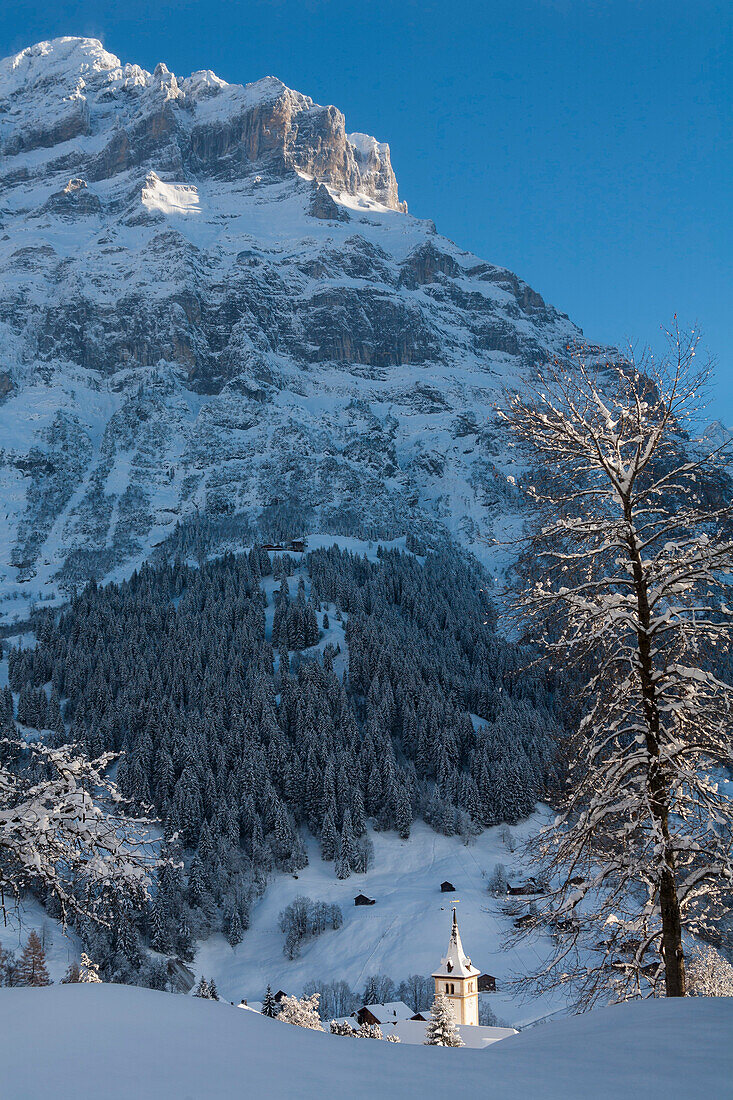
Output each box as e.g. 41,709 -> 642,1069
500,323 -> 733,1004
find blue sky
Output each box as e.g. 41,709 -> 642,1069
2,0 -> 731,420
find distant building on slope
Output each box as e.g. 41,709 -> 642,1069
432,908 -> 481,1026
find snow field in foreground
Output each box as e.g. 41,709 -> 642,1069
0,984 -> 730,1100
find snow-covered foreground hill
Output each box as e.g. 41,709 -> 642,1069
0,984 -> 730,1100
194,817 -> 564,1027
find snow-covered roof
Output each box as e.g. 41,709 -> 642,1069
237,1001 -> 263,1013
361,1001 -> 415,1023
432,909 -> 481,980
385,1019 -> 517,1049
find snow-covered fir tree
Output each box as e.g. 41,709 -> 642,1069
193,976 -> 218,999
226,908 -> 244,948
424,994 -> 464,1047
261,986 -> 279,1017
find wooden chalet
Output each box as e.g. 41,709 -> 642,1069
354,893 -> 376,906
507,877 -> 539,896
356,1002 -> 417,1027
259,538 -> 306,554
477,973 -> 496,993
440,880 -> 456,893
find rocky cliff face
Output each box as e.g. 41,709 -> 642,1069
0,38 -> 405,206
0,37 -> 597,618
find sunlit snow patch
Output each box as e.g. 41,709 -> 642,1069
141,172 -> 200,215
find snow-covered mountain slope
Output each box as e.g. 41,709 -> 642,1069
193,817 -> 565,1028
0,983 -> 730,1100
0,36 -> 605,620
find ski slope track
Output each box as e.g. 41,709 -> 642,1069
0,36 -> 618,623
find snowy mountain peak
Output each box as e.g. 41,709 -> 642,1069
181,68 -> 229,97
0,36 -> 121,93
0,37 -> 404,211
0,36 -> 604,616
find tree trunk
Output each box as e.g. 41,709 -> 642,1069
624,502 -> 686,997
659,865 -> 686,996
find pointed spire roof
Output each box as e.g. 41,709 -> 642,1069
432,908 -> 480,980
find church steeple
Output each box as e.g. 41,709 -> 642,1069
432,908 -> 480,1026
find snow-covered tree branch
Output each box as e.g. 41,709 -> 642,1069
0,740 -> 158,927
277,992 -> 325,1031
499,322 -> 733,1004
687,944 -> 733,996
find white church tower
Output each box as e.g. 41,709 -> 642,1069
432,908 -> 481,1026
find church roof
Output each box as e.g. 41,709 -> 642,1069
432,908 -> 481,980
